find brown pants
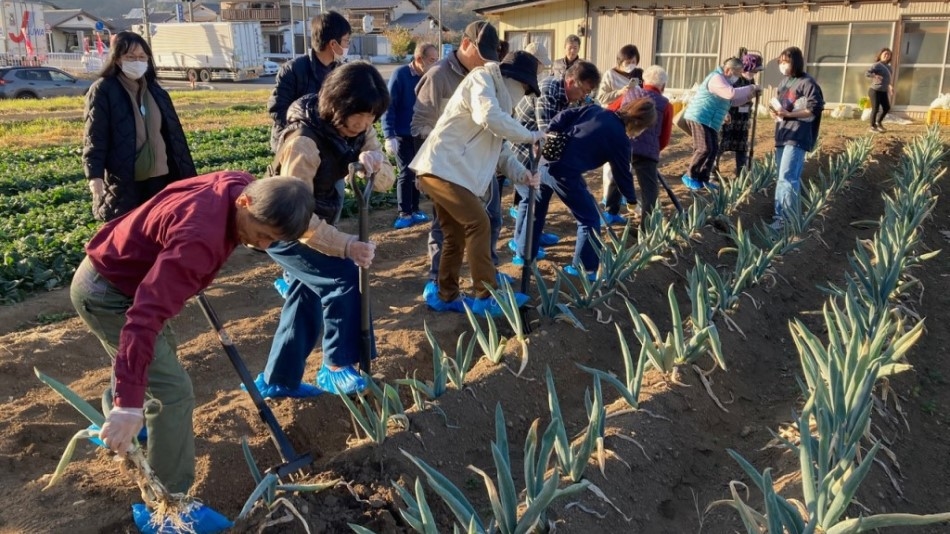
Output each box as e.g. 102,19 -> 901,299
418,175 -> 496,300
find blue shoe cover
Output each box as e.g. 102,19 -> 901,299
273,278 -> 290,299
508,206 -> 518,219
681,175 -> 704,191
88,424 -> 147,449
411,211 -> 430,222
603,212 -> 627,225
317,365 -> 367,396
564,264 -> 597,281
242,373 -> 322,400
422,280 -> 438,301
426,293 -> 474,313
133,501 -> 232,534
393,215 -> 414,229
471,293 -> 530,317
496,272 -> 515,285
508,240 -> 546,260
539,232 -> 560,247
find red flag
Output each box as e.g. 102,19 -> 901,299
23,28 -> 34,56
95,33 -> 104,55
83,36 -> 90,54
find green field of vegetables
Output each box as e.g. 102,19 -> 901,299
0,126 -> 394,304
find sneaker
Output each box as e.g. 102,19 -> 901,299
564,264 -> 597,281
411,211 -> 430,223
393,214 -> 415,229
877,125 -> 886,133
869,126 -> 879,133
539,232 -> 560,247
132,501 -> 232,534
242,372 -> 322,400
87,424 -> 148,449
426,291 -> 474,313
508,206 -> 519,219
603,212 -> 627,225
681,175 -> 704,191
317,365 -> 367,395
422,280 -> 438,301
470,292 -> 530,317
274,277 -> 290,299
507,239 -> 547,259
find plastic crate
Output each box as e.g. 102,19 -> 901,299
926,108 -> 950,126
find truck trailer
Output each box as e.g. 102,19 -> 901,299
148,21 -> 264,82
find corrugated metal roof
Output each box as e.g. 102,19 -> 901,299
391,12 -> 430,27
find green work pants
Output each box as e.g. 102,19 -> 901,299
69,256 -> 195,494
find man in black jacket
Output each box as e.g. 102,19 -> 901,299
266,10 -> 351,152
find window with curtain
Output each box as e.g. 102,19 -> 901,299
806,22 -> 894,105
895,20 -> 950,107
505,30 -> 554,73
654,17 -> 721,90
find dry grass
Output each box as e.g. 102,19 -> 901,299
0,89 -> 271,117
0,99 -> 271,150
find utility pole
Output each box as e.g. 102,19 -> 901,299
141,0 -> 151,47
288,0 -> 296,56
303,0 -> 309,52
438,0 -> 442,57
188,0 -> 194,22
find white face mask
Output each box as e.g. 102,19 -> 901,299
622,63 -> 637,74
121,60 -> 148,80
779,63 -> 790,76
333,42 -> 349,62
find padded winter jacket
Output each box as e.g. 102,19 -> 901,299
82,76 -> 195,221
266,50 -> 338,151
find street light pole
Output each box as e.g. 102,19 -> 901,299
438,0 -> 442,57
141,0 -> 151,47
288,0 -> 296,56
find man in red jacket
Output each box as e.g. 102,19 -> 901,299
69,171 -> 313,504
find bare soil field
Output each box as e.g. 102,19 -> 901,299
0,122 -> 947,534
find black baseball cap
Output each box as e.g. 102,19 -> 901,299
499,51 -> 542,96
464,21 -> 500,62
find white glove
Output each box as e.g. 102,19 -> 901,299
89,178 -> 104,198
383,137 -> 400,155
99,406 -> 144,457
358,151 -> 385,174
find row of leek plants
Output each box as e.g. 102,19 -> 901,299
713,126 -> 950,533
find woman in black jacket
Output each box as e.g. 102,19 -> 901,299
83,31 -> 195,221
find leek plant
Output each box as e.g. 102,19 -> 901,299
746,151 -> 776,194
398,402 -> 588,533
464,299 -> 508,364
557,264 -> 614,310
624,286 -> 726,378
238,437 -> 339,526
577,324 -> 648,410
485,279 -> 529,375
546,368 -> 606,482
533,263 -> 585,329
720,220 -> 783,294
338,374 -> 408,445
396,322 -> 452,400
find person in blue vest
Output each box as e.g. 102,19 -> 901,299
681,58 -> 759,190
254,62 -> 395,398
383,42 -> 439,229
532,98 -> 656,278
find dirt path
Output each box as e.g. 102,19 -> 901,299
1,124 -> 947,534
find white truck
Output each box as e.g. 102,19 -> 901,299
0,1 -> 48,58
148,22 -> 264,82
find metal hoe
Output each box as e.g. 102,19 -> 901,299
345,162 -> 376,376
195,293 -> 313,479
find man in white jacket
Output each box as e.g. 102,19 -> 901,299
411,52 -> 544,317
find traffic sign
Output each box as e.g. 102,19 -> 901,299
95,21 -> 104,31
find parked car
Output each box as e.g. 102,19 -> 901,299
262,60 -> 279,76
0,66 -> 91,99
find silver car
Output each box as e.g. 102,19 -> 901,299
0,66 -> 91,99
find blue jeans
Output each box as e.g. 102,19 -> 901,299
264,240 -> 376,387
428,177 -> 501,279
774,144 -> 806,221
513,183 -> 555,260
394,134 -> 420,215
539,168 -> 602,271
